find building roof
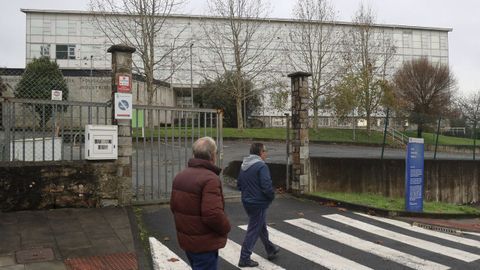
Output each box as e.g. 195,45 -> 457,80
21,8 -> 453,32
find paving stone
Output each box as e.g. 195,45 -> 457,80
89,238 -> 128,254
20,229 -> 54,249
59,247 -> 99,259
0,255 -> 15,267
0,264 -> 25,270
0,236 -> 21,254
24,261 -> 66,270
49,221 -> 83,235
55,232 -> 91,251
84,227 -> 117,240
0,214 -> 18,225
114,228 -> 134,247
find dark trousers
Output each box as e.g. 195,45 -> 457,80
185,250 -> 218,270
240,205 -> 275,261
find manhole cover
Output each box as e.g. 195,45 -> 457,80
15,247 -> 55,264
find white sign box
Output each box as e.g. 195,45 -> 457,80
85,125 -> 118,160
114,93 -> 132,119
51,90 -> 62,101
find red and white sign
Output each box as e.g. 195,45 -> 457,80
117,74 -> 132,93
51,90 -> 63,101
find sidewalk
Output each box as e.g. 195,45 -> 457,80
0,207 -> 137,270
297,193 -> 480,234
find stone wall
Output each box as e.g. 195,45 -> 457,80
310,157 -> 480,204
0,161 -> 125,211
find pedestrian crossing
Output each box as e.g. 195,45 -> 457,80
149,213 -> 480,270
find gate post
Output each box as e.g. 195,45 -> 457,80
288,72 -> 312,194
107,44 -> 135,205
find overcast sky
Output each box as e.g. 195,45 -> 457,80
1,0 -> 479,94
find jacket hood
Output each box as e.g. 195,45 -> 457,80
241,154 -> 263,171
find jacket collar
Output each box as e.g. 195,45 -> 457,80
188,158 -> 222,175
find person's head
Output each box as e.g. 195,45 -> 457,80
192,136 -> 217,163
250,142 -> 267,161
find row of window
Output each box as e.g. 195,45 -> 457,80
37,44 -> 76,59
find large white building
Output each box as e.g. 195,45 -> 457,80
22,9 -> 451,121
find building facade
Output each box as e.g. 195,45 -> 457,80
22,9 -> 451,122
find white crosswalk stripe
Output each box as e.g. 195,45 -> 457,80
219,239 -> 285,269
324,214 -> 480,262
286,218 -> 450,270
356,213 -> 480,249
149,237 -> 190,270
464,231 -> 480,237
239,225 -> 373,270
150,214 -> 480,270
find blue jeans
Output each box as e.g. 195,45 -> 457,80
240,206 -> 275,261
185,250 -> 219,270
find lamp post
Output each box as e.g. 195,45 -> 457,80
90,55 -> 93,102
190,43 -> 194,108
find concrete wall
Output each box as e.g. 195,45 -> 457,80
223,160 -> 288,190
0,161 -> 128,211
310,157 -> 479,204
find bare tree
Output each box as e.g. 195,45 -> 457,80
339,4 -> 396,134
394,57 -> 456,138
457,92 -> 480,131
89,0 -> 188,111
288,0 -> 341,129
200,0 -> 279,129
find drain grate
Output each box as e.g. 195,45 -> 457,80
15,247 -> 55,264
412,222 -> 462,236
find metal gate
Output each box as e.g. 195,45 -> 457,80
131,105 -> 223,203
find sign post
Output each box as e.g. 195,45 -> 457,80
405,137 -> 424,212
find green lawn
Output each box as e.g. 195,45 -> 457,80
310,191 -> 480,214
405,131 -> 476,146
132,127 -> 477,147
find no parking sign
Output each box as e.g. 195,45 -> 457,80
114,93 -> 132,119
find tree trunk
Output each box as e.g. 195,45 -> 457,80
313,99 -> 319,130
417,124 -> 423,138
236,96 -> 243,130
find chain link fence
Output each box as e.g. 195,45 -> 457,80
1,67 -> 112,162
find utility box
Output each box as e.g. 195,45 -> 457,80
85,125 -> 118,160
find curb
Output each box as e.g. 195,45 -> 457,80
126,206 -> 153,270
296,194 -> 480,219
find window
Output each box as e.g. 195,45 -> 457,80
56,44 -> 76,59
41,44 -> 50,57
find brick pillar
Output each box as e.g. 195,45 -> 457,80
107,44 -> 135,205
288,72 -> 311,194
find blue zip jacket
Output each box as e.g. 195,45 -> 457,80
237,155 -> 275,208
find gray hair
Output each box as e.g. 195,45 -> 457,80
192,136 -> 217,160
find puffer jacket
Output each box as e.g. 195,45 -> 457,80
237,155 -> 275,209
170,158 -> 231,253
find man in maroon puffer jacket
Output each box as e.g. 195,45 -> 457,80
170,136 -> 231,270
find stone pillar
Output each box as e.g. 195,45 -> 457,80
107,44 -> 135,205
288,72 -> 311,194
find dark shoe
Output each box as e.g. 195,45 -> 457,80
238,259 -> 259,267
267,245 -> 280,260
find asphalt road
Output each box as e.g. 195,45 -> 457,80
223,140 -> 476,165
142,196 -> 480,270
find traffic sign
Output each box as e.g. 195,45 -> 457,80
114,93 -> 132,119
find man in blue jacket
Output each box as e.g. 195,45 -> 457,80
237,143 -> 280,268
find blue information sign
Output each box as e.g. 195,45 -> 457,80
405,138 -> 424,212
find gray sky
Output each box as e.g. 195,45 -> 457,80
1,0 -> 479,94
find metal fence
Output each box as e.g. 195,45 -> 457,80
131,105 -> 223,202
1,98 -> 111,162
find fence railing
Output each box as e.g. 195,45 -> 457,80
130,104 -> 223,202
1,98 -> 112,162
